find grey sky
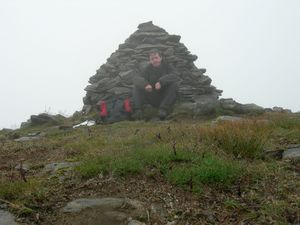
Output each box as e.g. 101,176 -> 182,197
0,0 -> 299,129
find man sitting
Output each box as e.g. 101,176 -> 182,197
132,49 -> 179,120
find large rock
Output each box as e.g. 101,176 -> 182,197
19,113 -> 67,128
82,21 -> 275,119
219,98 -> 264,115
272,106 -> 292,113
30,113 -> 59,125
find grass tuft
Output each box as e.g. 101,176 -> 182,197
111,157 -> 143,176
203,121 -> 270,159
167,154 -> 241,189
75,156 -> 111,178
0,179 -> 43,201
270,114 -> 300,129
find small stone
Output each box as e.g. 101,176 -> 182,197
0,210 -> 19,225
150,203 -> 167,218
0,204 -> 7,210
215,116 -> 243,122
264,149 -> 284,160
44,162 -> 81,174
119,70 -> 136,80
219,98 -> 238,110
127,220 -> 146,225
167,221 -> 176,225
14,132 -> 46,142
15,163 -> 30,171
14,136 -> 41,142
283,148 -> 300,160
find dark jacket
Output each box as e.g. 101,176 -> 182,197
133,61 -> 179,89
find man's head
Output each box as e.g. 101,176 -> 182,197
149,49 -> 162,67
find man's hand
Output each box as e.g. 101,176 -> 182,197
155,82 -> 161,90
145,84 -> 153,92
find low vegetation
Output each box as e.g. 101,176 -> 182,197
0,112 -> 299,224
77,147 -> 242,191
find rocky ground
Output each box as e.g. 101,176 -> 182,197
0,112 -> 300,225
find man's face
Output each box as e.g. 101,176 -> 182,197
149,53 -> 162,67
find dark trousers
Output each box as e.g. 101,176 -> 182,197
132,83 -> 178,111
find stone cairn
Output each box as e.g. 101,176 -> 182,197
83,21 -> 222,115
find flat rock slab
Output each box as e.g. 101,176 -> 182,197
43,162 -> 81,173
216,116 -> 243,122
210,116 -> 244,126
14,132 -> 46,142
0,210 -> 19,225
63,198 -> 127,213
283,148 -> 300,160
14,136 -> 41,142
59,198 -> 146,225
127,220 -> 146,225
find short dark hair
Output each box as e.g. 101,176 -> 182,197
149,49 -> 162,57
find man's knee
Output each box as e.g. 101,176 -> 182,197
163,82 -> 178,94
170,82 -> 179,91
132,85 -> 144,96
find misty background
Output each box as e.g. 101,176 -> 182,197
0,0 -> 299,129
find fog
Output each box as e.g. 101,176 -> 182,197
0,0 -> 299,129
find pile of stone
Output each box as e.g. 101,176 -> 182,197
219,99 -> 293,115
267,106 -> 292,113
83,21 -> 222,113
219,98 -> 265,114
20,113 -> 66,128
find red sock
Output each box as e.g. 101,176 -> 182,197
100,101 -> 108,117
123,98 -> 132,113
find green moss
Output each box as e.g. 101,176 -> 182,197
111,157 -> 143,176
75,156 -> 111,178
166,154 -> 241,189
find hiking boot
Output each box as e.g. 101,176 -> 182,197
132,109 -> 143,120
158,109 -> 168,120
